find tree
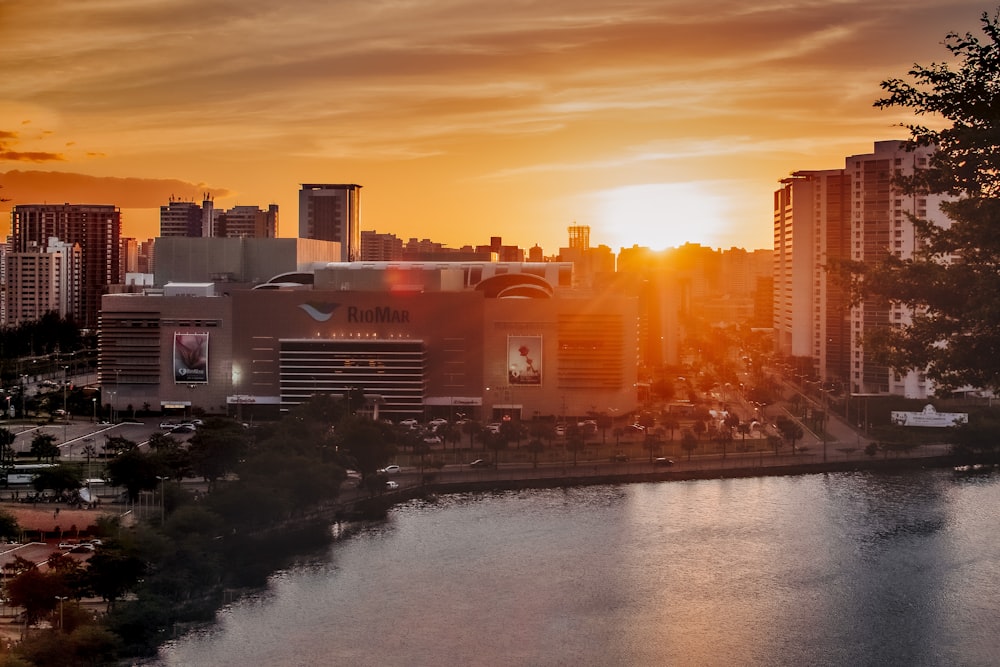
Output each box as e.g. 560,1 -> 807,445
846,11 -> 1000,392
29,432 -> 60,462
5,566 -> 68,628
85,545 -> 146,612
564,423 -> 585,466
680,430 -> 698,461
462,420 -> 483,449
526,438 -> 544,468
103,435 -> 136,457
335,416 -> 396,477
106,449 -> 166,503
660,416 -> 679,442
0,509 -> 20,541
187,419 -> 250,487
485,429 -> 509,466
596,412 -> 613,445
0,427 -> 16,467
32,465 -> 82,495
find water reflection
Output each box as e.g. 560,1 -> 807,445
157,469 -> 1000,667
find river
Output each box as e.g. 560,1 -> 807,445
154,468 -> 999,666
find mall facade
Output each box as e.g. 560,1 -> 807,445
99,262 -> 641,424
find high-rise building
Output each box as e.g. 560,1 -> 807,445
298,184 -> 362,261
558,225 -> 614,287
160,198 -> 277,239
10,203 -> 121,329
773,168 -> 851,387
160,198 -> 211,238
774,140 -> 947,398
215,204 -> 279,239
361,230 -> 404,261
4,237 -> 83,326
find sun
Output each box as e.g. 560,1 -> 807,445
589,182 -> 731,251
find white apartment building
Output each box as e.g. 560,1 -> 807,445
774,140 -> 947,398
4,237 -> 83,326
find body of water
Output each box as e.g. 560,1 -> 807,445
156,468 -> 999,666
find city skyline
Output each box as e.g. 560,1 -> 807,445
0,1 -> 986,253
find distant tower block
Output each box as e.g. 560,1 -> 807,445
568,224 -> 590,250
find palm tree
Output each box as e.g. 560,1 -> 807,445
565,423 -> 585,466
463,420 -> 483,450
661,417 -> 679,442
681,429 -> 698,461
526,438 -> 544,468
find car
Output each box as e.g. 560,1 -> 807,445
70,543 -> 95,553
160,421 -> 179,429
384,480 -> 399,490
171,424 -> 195,433
654,457 -> 675,466
428,418 -> 448,427
380,465 -> 401,475
555,424 -> 567,437
58,542 -> 76,550
626,423 -> 645,433
485,423 -> 501,434
399,418 -> 419,428
469,459 -> 494,469
423,435 -> 442,445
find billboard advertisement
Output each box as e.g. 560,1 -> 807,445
174,332 -> 209,383
508,335 -> 542,385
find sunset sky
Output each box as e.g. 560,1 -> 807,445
0,1 -> 989,254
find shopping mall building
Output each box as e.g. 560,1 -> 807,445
99,261 -> 641,423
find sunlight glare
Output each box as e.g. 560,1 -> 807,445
591,183 -> 730,251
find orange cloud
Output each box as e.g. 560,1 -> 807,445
0,150 -> 65,162
0,129 -> 65,162
0,170 -> 231,210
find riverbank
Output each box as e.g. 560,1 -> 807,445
338,452 -> 963,519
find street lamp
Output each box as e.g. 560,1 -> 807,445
55,595 -> 67,630
63,365 -> 69,414
91,397 -> 97,424
156,476 -> 168,524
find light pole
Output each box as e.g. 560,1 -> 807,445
156,476 -> 168,524
55,595 -> 67,630
91,397 -> 97,423
63,365 -> 69,414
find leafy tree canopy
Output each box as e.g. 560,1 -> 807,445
849,10 -> 1000,392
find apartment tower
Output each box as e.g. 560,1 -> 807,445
774,140 -> 947,398
10,204 -> 121,329
298,184 -> 362,262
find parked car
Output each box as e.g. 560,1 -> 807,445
626,423 -> 645,433
385,480 -> 399,490
380,465 -> 401,475
423,435 -> 442,445
485,423 -> 502,434
160,421 -> 179,429
654,457 -> 675,466
428,418 -> 449,428
469,459 -> 494,469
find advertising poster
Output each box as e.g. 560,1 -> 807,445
174,332 -> 209,383
508,335 -> 542,385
